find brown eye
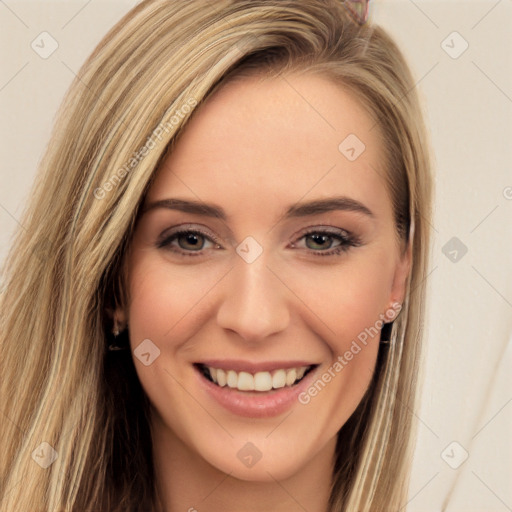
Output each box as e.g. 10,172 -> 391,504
293,228 -> 361,256
157,227 -> 222,257
175,232 -> 206,251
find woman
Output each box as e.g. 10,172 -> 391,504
0,0 -> 433,510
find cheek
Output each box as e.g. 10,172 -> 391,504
288,252 -> 393,351
124,256 -> 224,429
127,257 -> 213,338
126,245 -> 393,364
124,245 -> 390,462
287,258 -> 390,429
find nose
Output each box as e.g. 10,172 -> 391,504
216,252 -> 290,343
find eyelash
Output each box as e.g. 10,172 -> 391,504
156,225 -> 361,258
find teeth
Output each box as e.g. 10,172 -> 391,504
205,365 -> 311,391
272,369 -> 286,389
254,371 -> 272,391
227,370 -> 238,388
216,369 -> 227,387
285,368 -> 297,386
237,372 -> 254,391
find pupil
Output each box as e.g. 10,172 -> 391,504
181,233 -> 202,250
309,234 -> 330,249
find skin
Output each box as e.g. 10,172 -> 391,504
115,71 -> 411,512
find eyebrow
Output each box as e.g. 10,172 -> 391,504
141,196 -> 374,220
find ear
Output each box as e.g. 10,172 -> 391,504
388,238 -> 412,311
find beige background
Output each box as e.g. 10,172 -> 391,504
1,1 -> 511,510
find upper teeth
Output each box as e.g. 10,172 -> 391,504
206,366 -> 310,392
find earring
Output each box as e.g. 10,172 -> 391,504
380,302 -> 402,344
379,320 -> 394,345
108,318 -> 128,351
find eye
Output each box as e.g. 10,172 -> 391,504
156,225 -> 361,258
292,227 -> 361,256
156,225 -> 222,257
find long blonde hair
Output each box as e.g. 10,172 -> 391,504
0,1 -> 433,510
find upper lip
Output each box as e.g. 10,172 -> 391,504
197,359 -> 319,373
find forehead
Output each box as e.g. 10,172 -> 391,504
147,72 -> 391,223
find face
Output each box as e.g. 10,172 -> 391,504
118,71 -> 411,482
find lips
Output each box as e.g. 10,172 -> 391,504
193,360 -> 320,418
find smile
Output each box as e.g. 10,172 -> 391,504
197,363 -> 315,392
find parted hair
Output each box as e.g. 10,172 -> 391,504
0,1 -> 433,510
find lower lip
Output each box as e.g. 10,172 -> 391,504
194,365 -> 319,418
